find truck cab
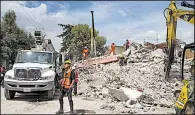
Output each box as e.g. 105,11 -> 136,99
3,30 -> 62,100
4,50 -> 61,100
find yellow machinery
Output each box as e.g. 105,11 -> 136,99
164,1 -> 194,114
175,42 -> 194,114
163,0 -> 194,80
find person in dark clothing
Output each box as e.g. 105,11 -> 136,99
126,39 -> 130,50
119,55 -> 125,66
56,60 -> 75,114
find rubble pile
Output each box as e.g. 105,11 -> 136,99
77,44 -> 184,114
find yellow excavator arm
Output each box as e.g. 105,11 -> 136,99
164,0 -> 194,80
165,0 -> 194,48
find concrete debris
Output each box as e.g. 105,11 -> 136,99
108,88 -> 129,101
77,42 -> 184,114
120,87 -> 143,100
122,49 -> 131,57
151,49 -> 164,58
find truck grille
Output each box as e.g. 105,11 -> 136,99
15,68 -> 41,80
28,69 -> 41,79
15,69 -> 28,78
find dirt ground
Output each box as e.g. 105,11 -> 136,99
1,87 -> 175,114
0,87 -> 113,114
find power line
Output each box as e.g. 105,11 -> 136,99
29,10 -> 44,30
11,1 -> 39,29
16,1 -> 41,28
21,2 -> 44,30
15,1 -> 41,29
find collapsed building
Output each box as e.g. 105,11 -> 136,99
76,42 -> 186,114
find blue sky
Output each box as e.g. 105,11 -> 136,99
1,1 -> 194,51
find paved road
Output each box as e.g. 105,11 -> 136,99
0,87 -> 112,114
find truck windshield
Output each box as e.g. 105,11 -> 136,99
15,52 -> 53,64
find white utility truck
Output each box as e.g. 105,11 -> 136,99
4,30 -> 62,100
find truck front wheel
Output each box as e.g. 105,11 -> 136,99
47,84 -> 55,100
4,89 -> 15,100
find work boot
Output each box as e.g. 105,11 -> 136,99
70,101 -> 74,114
56,101 -> 64,114
56,109 -> 64,114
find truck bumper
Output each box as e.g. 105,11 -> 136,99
4,81 -> 54,92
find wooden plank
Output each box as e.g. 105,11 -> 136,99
76,55 -> 119,68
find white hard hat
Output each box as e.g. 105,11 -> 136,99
73,63 -> 77,67
72,66 -> 75,69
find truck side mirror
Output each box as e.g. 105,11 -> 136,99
59,54 -> 62,66
8,61 -> 13,69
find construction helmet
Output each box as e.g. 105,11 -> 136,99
84,46 -> 87,49
120,54 -> 124,58
72,66 -> 75,70
64,60 -> 71,64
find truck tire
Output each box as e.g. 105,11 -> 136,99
47,84 -> 55,100
4,89 -> 15,100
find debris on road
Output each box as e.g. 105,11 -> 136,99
77,42 -> 183,114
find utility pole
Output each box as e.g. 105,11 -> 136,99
91,11 -> 96,57
90,28 -> 94,55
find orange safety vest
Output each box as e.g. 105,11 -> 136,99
82,49 -> 88,58
111,44 -> 115,50
61,69 -> 72,89
110,44 -> 116,54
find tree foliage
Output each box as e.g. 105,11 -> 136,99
0,10 -> 35,63
57,24 -> 107,60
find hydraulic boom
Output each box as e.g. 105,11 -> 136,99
163,0 -> 194,80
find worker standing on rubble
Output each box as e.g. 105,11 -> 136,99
82,46 -> 89,59
119,54 -> 125,66
109,43 -> 116,55
125,39 -> 130,50
119,54 -> 128,66
56,60 -> 75,114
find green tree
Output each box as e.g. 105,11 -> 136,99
1,10 -> 18,60
58,24 -> 107,60
57,24 -> 74,52
95,36 -> 107,56
1,10 -> 35,64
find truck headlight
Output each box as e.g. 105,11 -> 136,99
4,75 -> 14,79
39,76 -> 52,80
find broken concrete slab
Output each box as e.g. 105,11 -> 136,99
108,88 -> 129,102
120,87 -> 143,101
151,49 -> 164,58
77,41 -> 183,114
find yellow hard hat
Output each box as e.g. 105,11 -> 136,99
64,60 -> 71,64
120,54 -> 124,58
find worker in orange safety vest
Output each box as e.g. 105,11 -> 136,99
56,60 -> 75,114
82,46 -> 89,59
109,43 -> 116,55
